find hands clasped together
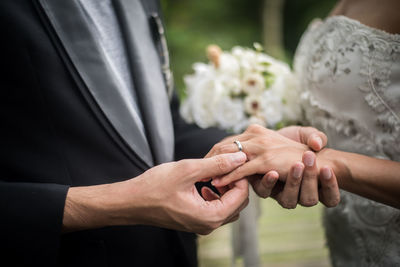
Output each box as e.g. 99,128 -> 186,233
206,124 -> 340,209
127,124 -> 340,235
64,125 -> 340,236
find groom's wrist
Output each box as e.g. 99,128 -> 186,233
62,184 -> 114,232
62,181 -> 138,232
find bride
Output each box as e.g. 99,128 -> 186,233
208,0 -> 400,265
295,0 -> 400,265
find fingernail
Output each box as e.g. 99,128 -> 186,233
231,152 -> 246,164
211,178 -> 220,186
315,136 -> 323,149
266,175 -> 276,184
303,152 -> 315,167
321,167 -> 332,180
293,163 -> 304,179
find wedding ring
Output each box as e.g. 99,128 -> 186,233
234,140 -> 243,152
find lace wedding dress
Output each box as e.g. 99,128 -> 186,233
294,16 -> 400,266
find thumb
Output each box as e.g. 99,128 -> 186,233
299,127 -> 328,151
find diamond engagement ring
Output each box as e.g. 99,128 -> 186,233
234,140 -> 243,152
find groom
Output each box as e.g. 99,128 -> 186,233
0,0 -> 335,266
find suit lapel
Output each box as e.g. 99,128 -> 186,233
113,0 -> 174,164
37,0 -> 154,167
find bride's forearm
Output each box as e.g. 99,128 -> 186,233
317,148 -> 400,208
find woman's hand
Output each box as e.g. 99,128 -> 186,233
276,126 -> 328,152
270,151 -> 340,208
205,124 -> 340,208
207,124 -> 310,185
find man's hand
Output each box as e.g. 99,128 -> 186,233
63,152 -> 249,235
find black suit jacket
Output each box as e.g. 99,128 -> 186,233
0,0 -> 227,266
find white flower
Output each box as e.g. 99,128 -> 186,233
190,80 -> 221,128
232,46 -> 246,57
181,65 -> 223,128
191,62 -> 213,76
242,73 -> 265,94
214,97 -> 245,129
281,73 -> 302,122
244,94 -> 264,115
220,76 -> 242,95
232,46 -> 259,72
219,53 -> 240,75
268,60 -> 291,77
180,44 -> 302,131
262,90 -> 283,127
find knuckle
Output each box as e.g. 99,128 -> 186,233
219,144 -> 233,154
212,143 -> 220,150
304,126 -> 315,132
210,208 -> 226,224
260,152 -> 270,162
305,127 -> 320,136
317,130 -> 327,138
247,124 -> 264,133
211,144 -> 222,154
303,171 -> 317,181
288,177 -> 302,187
232,166 -> 243,177
215,155 -> 230,173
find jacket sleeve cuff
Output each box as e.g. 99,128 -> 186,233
0,182 -> 69,265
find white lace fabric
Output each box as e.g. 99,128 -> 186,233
294,16 -> 400,267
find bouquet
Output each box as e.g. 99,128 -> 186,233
180,43 -> 301,133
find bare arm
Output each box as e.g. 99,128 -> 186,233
318,148 -> 400,208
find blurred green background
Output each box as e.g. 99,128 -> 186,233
161,0 -> 337,266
